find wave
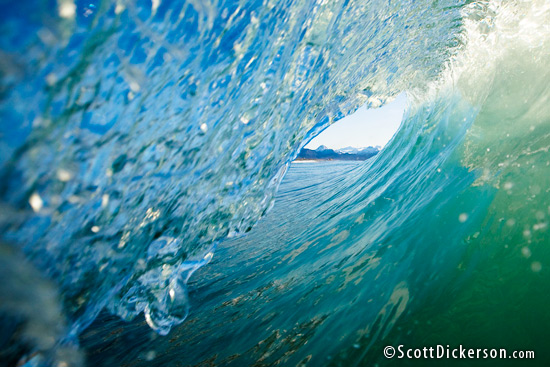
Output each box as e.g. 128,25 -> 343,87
1,0 -> 550,363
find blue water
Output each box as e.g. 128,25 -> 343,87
1,0 -> 550,366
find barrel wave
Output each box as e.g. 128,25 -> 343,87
1,0 -> 550,366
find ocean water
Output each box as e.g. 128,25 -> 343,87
1,0 -> 550,366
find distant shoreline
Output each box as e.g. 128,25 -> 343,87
295,146 -> 379,161
293,158 -> 357,162
293,159 -> 318,163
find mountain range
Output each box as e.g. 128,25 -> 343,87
295,145 -> 380,161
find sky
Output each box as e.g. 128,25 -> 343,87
305,93 -> 407,150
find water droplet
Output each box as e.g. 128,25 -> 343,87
145,350 -> 157,361
46,73 -> 57,86
56,169 -> 72,182
102,194 -> 110,208
29,193 -> 44,212
59,1 -> 76,19
129,81 -> 141,92
458,213 -> 468,223
115,3 -> 125,14
151,0 -> 160,14
531,261 -> 542,273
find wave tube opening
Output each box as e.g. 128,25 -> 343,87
302,93 -> 407,153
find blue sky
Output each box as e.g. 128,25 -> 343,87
305,93 -> 407,149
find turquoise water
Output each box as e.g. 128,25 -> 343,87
1,0 -> 550,366
80,158 -> 546,366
